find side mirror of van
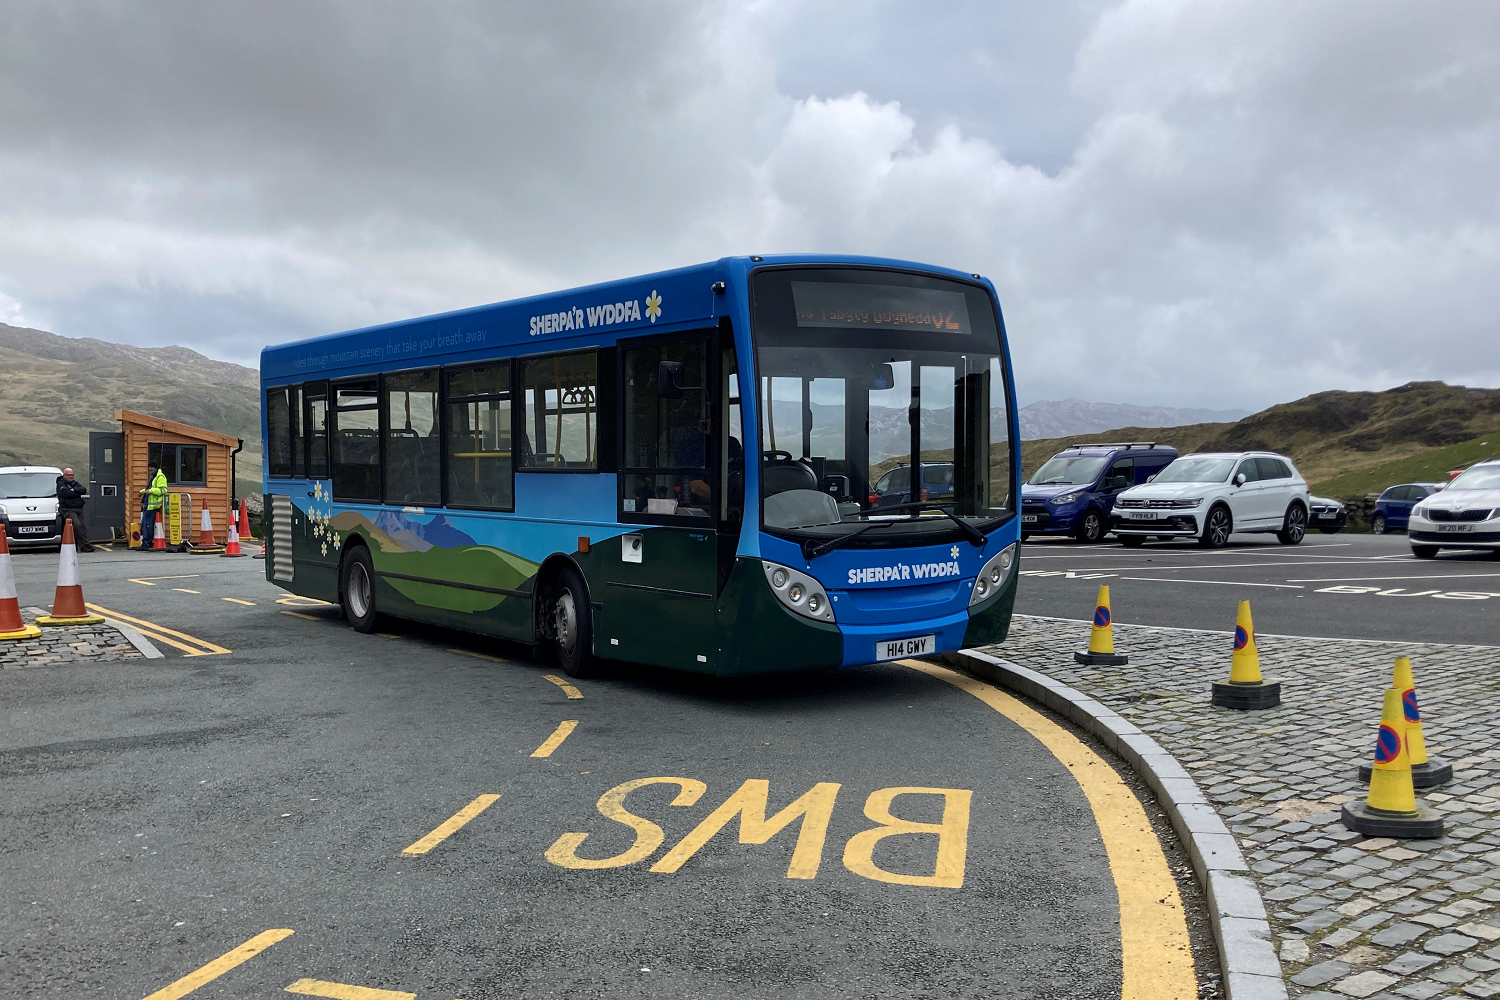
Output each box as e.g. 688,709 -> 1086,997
1105,475 -> 1128,491
1233,473 -> 1247,487
1146,473 -> 1158,483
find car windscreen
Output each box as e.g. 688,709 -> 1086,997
0,472 -> 58,498
1154,457 -> 1235,483
1028,455 -> 1106,486
1448,465 -> 1500,491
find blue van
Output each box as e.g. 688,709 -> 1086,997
1021,442 -> 1180,542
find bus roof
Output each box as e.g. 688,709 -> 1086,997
259,253 -> 991,383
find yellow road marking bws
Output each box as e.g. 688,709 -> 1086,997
531,720 -> 578,758
128,575 -> 200,586
902,660 -> 1196,1000
139,928 -> 293,1000
401,794 -> 501,855
542,674 -> 584,699
172,588 -> 201,594
447,648 -> 503,663
285,979 -> 415,1000
87,604 -> 230,657
223,598 -> 255,606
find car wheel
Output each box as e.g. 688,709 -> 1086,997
551,564 -> 598,679
1371,514 -> 1387,535
1120,535 -> 1146,548
1277,504 -> 1307,545
1411,545 -> 1438,559
1199,506 -> 1232,548
340,545 -> 379,634
1075,510 -> 1105,544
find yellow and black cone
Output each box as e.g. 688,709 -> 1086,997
1211,600 -> 1281,710
1074,585 -> 1128,665
1358,656 -> 1452,788
1343,687 -> 1444,838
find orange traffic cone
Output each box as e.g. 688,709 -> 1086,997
0,525 -> 42,640
197,508 -> 215,546
222,505 -> 244,557
152,510 -> 167,550
37,520 -> 105,625
238,501 -> 252,540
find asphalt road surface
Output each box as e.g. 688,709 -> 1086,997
2,547 -> 1205,999
1016,531 -> 1500,645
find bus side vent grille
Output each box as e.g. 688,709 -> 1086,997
271,494 -> 295,582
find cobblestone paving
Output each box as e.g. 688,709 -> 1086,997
986,614 -> 1500,999
0,607 -> 143,668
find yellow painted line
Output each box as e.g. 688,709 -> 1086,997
223,598 -> 256,606
128,575 -> 200,586
87,604 -> 230,656
172,588 -> 201,594
285,980 -> 415,1000
139,928 -> 293,1000
128,626 -> 212,657
542,674 -> 584,699
447,647 -> 504,663
281,610 -> 322,621
401,794 -> 501,856
531,720 -> 578,758
277,595 -> 334,607
374,632 -> 400,640
902,660 -> 1196,1000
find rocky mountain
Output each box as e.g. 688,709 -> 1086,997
1018,398 -> 1250,440
0,323 -> 262,493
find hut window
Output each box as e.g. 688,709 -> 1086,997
148,443 -> 207,487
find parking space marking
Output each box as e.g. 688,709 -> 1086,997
223,598 -> 256,606
542,674 -> 584,699
139,927 -> 294,1000
128,575 -> 201,586
1288,572 -> 1500,583
1118,576 -> 1303,589
280,610 -> 322,621
285,979 -> 415,1000
902,660 -> 1196,1000
88,604 -> 231,656
1034,559 -> 1414,573
401,794 -> 501,855
531,720 -> 579,758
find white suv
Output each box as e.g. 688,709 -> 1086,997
1407,458 -> 1500,558
1110,452 -> 1310,548
0,465 -> 64,548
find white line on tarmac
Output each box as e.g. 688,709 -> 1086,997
1117,576 -> 1305,589
1286,572 -> 1500,583
1023,559 -> 1414,573
1015,612 -> 1500,649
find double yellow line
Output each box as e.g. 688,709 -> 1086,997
87,603 -> 231,657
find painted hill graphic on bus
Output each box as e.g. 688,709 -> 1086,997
366,510 -> 478,552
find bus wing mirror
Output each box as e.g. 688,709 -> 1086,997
658,361 -> 685,399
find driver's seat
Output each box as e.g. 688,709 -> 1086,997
761,452 -> 819,496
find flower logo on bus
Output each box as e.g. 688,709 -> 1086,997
646,290 -> 662,323
950,545 -> 960,559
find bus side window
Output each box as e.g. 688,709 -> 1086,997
267,387 -> 293,478
520,352 -> 598,471
291,385 -> 305,478
331,379 -> 381,502
620,339 -> 711,518
384,368 -> 441,507
722,341 -> 743,526
305,384 -> 329,479
445,362 -> 514,510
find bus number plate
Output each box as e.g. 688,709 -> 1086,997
876,634 -> 935,661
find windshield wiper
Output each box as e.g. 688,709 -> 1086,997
866,503 -> 988,547
803,520 -> 896,560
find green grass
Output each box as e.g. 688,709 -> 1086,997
1312,433 -> 1500,497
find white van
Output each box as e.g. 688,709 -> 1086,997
0,465 -> 63,548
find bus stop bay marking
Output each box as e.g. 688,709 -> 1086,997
901,660 -> 1196,1000
285,979 -> 415,1000
139,928 -> 294,1000
402,794 -> 501,856
531,720 -> 578,758
545,778 -> 970,888
1315,584 -> 1500,600
86,603 -> 230,656
541,674 -> 584,699
128,574 -> 200,586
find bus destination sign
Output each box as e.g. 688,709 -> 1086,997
791,281 -> 971,334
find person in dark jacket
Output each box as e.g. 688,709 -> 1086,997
56,468 -> 95,551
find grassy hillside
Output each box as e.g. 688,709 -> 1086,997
1021,382 -> 1500,494
0,325 -> 263,495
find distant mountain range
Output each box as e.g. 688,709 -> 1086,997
1018,398 -> 1251,440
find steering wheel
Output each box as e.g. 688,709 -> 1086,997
762,450 -> 795,463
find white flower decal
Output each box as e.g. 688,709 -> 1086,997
951,545 -> 961,559
645,290 -> 662,323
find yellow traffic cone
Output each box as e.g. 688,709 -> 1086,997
1358,656 -> 1452,787
1074,585 -> 1128,665
1343,687 -> 1444,837
1211,600 -> 1281,709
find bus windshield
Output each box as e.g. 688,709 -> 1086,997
750,268 -> 1014,545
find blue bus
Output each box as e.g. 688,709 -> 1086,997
260,255 -> 1020,677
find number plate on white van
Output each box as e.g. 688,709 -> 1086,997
15,525 -> 48,535
876,634 -> 935,661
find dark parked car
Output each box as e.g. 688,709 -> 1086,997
1373,483 -> 1441,534
1021,442 -> 1179,543
869,462 -> 954,510
1307,496 -> 1348,533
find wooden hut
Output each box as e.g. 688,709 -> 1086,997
117,409 -> 242,544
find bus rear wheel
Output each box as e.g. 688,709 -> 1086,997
340,545 -> 379,634
550,565 -> 598,679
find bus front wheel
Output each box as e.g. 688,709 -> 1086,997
550,565 -> 598,679
340,545 -> 379,634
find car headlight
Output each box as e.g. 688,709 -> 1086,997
1050,492 -> 1082,506
969,542 -> 1018,607
1171,498 -> 1204,509
762,561 -> 835,622
1411,505 -> 1426,518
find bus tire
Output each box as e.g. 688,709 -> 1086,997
550,565 -> 598,679
340,544 -> 379,634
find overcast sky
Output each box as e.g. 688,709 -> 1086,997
2,1 -> 1497,409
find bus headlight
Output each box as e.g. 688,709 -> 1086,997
762,561 -> 835,623
969,543 -> 1017,608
